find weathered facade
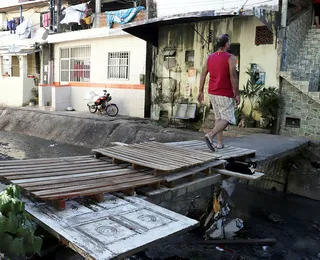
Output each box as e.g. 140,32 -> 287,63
151,16 -> 278,119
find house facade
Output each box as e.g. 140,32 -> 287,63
38,0 -> 148,118
0,0 -> 48,106
124,0 -> 281,120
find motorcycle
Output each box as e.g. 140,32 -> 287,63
86,90 -> 119,116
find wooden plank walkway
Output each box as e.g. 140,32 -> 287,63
166,140 -> 257,160
0,156 -> 163,209
93,142 -> 216,173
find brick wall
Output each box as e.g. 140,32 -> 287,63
282,7 -> 312,71
98,10 -> 146,29
280,80 -> 320,141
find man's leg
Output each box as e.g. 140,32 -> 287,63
316,16 -> 320,28
206,119 -> 229,145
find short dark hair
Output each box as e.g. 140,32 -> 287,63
216,34 -> 230,48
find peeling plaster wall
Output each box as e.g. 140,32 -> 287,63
152,16 -> 278,119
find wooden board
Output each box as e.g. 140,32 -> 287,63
93,142 -> 216,172
23,193 -> 199,260
0,156 -> 163,207
213,169 -> 264,180
166,140 -> 257,160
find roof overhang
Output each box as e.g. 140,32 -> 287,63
0,0 -> 48,13
123,10 -> 252,47
0,48 -> 40,56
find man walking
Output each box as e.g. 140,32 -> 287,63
198,34 -> 240,152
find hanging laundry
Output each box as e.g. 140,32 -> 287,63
60,3 -> 86,25
42,12 -> 50,27
16,19 -> 32,40
7,20 -> 16,34
105,6 -> 145,28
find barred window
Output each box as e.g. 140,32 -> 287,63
255,26 -> 273,45
107,52 -> 129,80
60,46 -> 91,82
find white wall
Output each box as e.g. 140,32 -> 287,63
51,34 -> 147,117
23,78 -> 35,103
0,77 -> 24,106
53,34 -> 146,85
52,87 -> 72,111
39,85 -> 52,107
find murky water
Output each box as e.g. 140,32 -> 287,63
0,130 -> 319,260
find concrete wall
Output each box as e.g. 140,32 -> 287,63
39,85 -> 52,107
52,86 -> 72,111
280,80 -> 320,141
282,7 -> 313,71
50,34 -> 146,117
153,16 -> 278,118
0,77 -> 24,106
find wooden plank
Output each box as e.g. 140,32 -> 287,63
25,173 -> 151,192
164,160 -> 226,182
32,175 -> 161,198
213,169 -> 264,180
97,147 -> 200,167
1,165 -> 124,180
93,149 -> 173,171
87,194 -> 105,203
0,155 -> 93,166
39,178 -> 163,200
115,144 -> 209,163
12,168 -> 148,184
109,145 -> 204,165
19,169 -> 149,188
0,161 -> 112,175
128,142 -> 214,160
0,159 -> 102,171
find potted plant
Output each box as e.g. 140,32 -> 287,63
240,68 -> 264,127
0,185 -> 42,259
256,87 -> 282,131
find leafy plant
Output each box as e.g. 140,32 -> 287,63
240,68 -> 264,121
255,87 -> 282,128
0,185 -> 42,258
30,88 -> 39,105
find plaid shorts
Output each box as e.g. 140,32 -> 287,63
209,94 -> 236,125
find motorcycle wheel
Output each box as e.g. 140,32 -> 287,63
106,104 -> 118,117
88,105 -> 98,114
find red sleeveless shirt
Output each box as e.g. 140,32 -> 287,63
207,52 -> 234,98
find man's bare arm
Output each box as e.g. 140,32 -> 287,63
198,58 -> 209,102
228,55 -> 239,96
199,59 -> 209,93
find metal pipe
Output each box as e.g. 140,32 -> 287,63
281,0 -> 288,28
96,0 -> 101,14
56,0 -> 62,33
20,5 -> 22,23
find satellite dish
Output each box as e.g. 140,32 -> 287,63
8,45 -> 22,53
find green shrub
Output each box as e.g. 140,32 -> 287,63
0,185 -> 42,258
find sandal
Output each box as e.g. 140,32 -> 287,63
204,135 -> 215,152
